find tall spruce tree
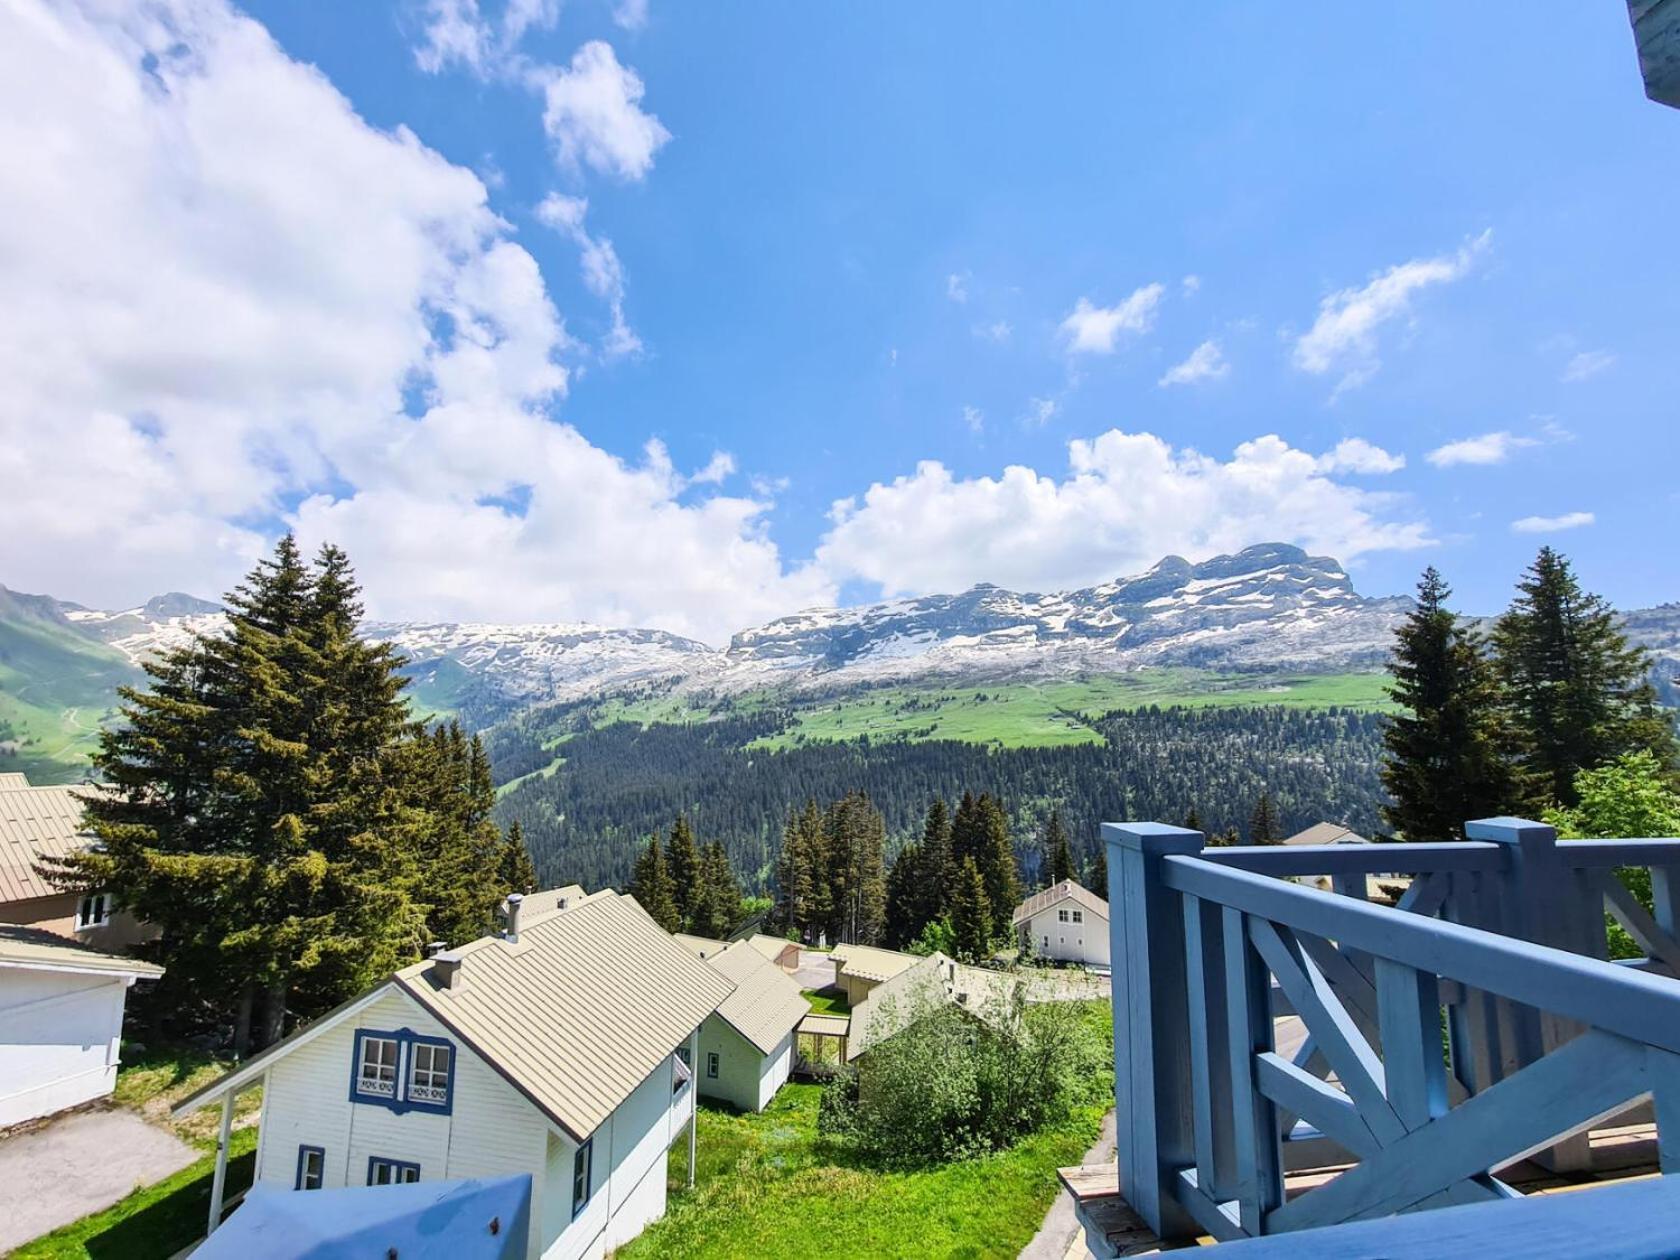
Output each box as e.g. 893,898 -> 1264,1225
883,840 -> 925,949
497,820 -> 539,896
949,857 -> 992,963
972,793 -> 1021,937
629,834 -> 680,932
665,815 -> 702,926
823,791 -> 887,945
1381,567 -> 1519,840
1492,547 -> 1676,808
1086,842 -> 1108,897
690,841 -> 743,938
1045,809 -> 1074,885
919,796 -> 953,918
56,538 -> 429,1051
1249,791 -> 1281,844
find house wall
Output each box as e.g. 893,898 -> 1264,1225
695,1016 -> 792,1113
0,893 -> 151,952
1022,906 -> 1110,966
0,967 -> 130,1127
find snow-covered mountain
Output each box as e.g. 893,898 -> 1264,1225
42,543 -> 1680,717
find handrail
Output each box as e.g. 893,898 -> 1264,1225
1557,837 -> 1680,867
1163,854 -> 1680,1055
1199,842 -> 1502,876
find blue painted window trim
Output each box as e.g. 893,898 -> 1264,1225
295,1144 -> 325,1190
367,1155 -> 422,1186
571,1138 -> 594,1219
348,1026 -> 456,1115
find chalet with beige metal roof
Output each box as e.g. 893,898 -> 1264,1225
174,888 -> 732,1259
0,775 -> 149,949
827,941 -> 920,1005
693,940 -> 809,1111
1011,879 -> 1110,968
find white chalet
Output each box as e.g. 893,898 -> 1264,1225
1011,880 -> 1110,967
689,940 -> 809,1112
176,889 -> 731,1260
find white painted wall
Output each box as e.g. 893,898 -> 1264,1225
250,985 -> 698,1260
694,1016 -> 794,1113
0,967 -> 130,1127
1022,904 -> 1110,966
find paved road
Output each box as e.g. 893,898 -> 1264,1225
0,1109 -> 198,1251
1019,1109 -> 1116,1260
793,948 -> 837,992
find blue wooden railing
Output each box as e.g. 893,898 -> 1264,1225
1104,818 -> 1680,1243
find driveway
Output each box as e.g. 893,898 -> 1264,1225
0,1108 -> 198,1252
794,948 -> 838,992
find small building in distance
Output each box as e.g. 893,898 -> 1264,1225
1011,880 -> 1110,968
1282,822 -> 1370,848
175,889 -> 732,1260
827,943 -> 920,1006
692,940 -> 809,1112
0,775 -> 149,950
742,933 -> 801,974
0,923 -> 163,1126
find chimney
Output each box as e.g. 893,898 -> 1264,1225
423,941 -> 448,959
433,950 -> 465,990
504,893 -> 525,944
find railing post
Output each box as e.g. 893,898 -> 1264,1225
1105,821 -> 1204,1240
1466,816 -> 1593,1170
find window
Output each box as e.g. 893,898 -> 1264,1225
408,1043 -> 451,1103
1042,935 -> 1049,949
706,1051 -> 719,1079
571,1139 -> 593,1218
1071,909 -> 1083,924
672,1049 -> 693,1096
368,1157 -> 420,1186
676,1043 -> 692,1067
1057,908 -> 1068,923
350,1029 -> 453,1113
76,892 -> 112,929
356,1036 -> 399,1098
295,1145 -> 325,1190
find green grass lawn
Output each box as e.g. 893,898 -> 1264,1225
624,1085 -> 1105,1260
801,986 -> 851,1016
12,1044 -> 260,1259
746,670 -> 1395,751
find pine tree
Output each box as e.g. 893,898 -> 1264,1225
55,538 -> 429,1051
1085,843 -> 1108,896
949,857 -> 993,963
1381,567 -> 1519,840
1045,808 -> 1074,885
690,841 -> 743,938
975,793 -> 1021,937
665,815 -> 701,926
498,820 -> 539,896
629,835 -> 680,932
919,796 -> 953,919
1492,548 -> 1676,808
823,791 -> 887,945
1249,791 -> 1281,844
883,840 -> 924,949
950,790 -> 984,868
1183,806 -> 1203,833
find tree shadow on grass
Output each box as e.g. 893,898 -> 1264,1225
83,1149 -> 254,1260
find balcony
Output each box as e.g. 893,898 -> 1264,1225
1064,817 -> 1680,1254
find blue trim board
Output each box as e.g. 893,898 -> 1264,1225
294,1144 -> 324,1190
348,1026 -> 457,1115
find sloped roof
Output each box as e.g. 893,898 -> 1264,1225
393,890 -> 732,1140
0,782 -> 97,904
0,923 -> 163,978
674,932 -> 728,959
0,773 -> 31,790
829,942 -> 920,984
744,933 -> 800,965
1011,880 -> 1108,928
1284,822 -> 1369,847
702,940 -> 810,1055
516,884 -> 587,917
845,953 -> 959,1060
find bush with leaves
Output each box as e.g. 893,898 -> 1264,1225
820,982 -> 1109,1165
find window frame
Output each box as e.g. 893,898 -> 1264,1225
295,1144 -> 325,1191
407,1040 -> 453,1106
76,892 -> 112,930
1057,908 -> 1069,923
706,1051 -> 719,1079
367,1156 -> 422,1186
349,1027 -> 455,1115
571,1137 -> 594,1218
1071,909 -> 1083,924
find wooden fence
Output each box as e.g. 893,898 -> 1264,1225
1106,818 -> 1680,1242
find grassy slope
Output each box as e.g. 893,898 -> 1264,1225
0,614 -> 139,784
622,1082 -> 1106,1260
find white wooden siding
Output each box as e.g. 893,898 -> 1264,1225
1023,906 -> 1111,966
0,969 -> 128,1126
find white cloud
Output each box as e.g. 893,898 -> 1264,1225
533,41 -> 670,182
816,432 -> 1433,597
946,272 -> 969,303
1059,284 -> 1165,355
1292,231 -> 1490,394
1562,349 -> 1616,382
1158,339 -> 1228,387
0,0 -> 825,644
1425,430 -> 1536,468
1022,397 -> 1058,428
612,0 -> 650,30
414,0 -> 491,74
962,405 -> 984,434
976,320 -> 1011,344
1511,511 -> 1594,534
1181,275 -> 1201,296
1316,438 -> 1404,475
536,192 -> 641,357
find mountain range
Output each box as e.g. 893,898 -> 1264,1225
5,543 -> 1677,766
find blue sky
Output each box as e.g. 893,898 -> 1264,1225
1,2 -> 1675,641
